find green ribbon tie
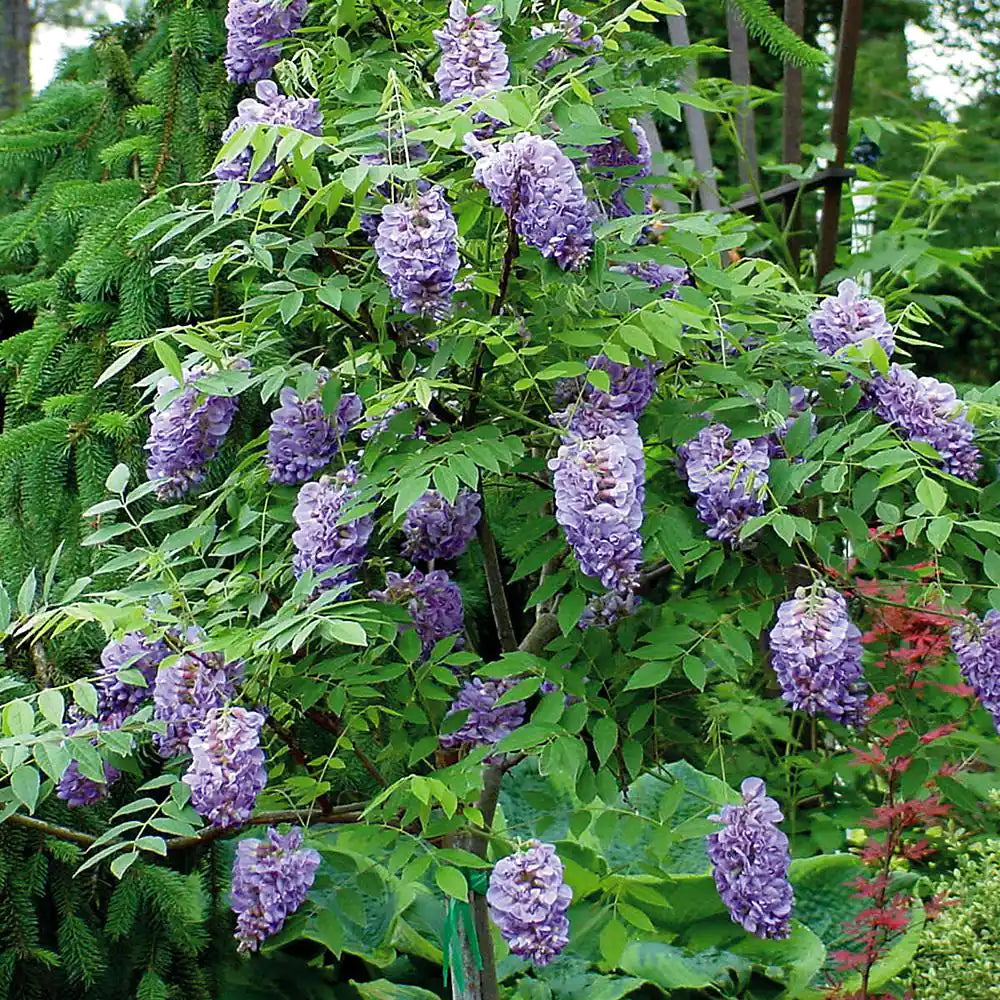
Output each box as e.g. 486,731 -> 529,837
442,869 -> 491,992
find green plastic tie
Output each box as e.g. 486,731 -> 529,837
441,868 -> 490,991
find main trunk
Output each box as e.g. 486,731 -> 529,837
0,0 -> 31,115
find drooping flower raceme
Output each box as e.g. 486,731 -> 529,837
374,186 -> 460,318
769,586 -> 867,727
433,0 -> 509,104
549,405 -> 645,593
95,631 -> 170,729
266,377 -> 362,485
291,465 -> 373,594
215,80 -> 322,186
472,132 -> 593,270
145,364 -> 241,500
231,826 -> 320,952
677,423 -> 770,547
402,489 -> 481,562
371,569 -> 464,658
809,279 -> 894,357
554,354 -> 659,423
153,632 -> 244,758
578,589 -> 641,629
224,0 -> 307,83
532,9 -> 603,71
869,364 -> 980,481
57,756 -> 120,809
184,707 -> 267,827
951,611 -> 1000,731
586,119 -> 652,218
486,840 -> 572,965
706,777 -> 794,940
439,677 -> 526,758
625,260 -> 691,299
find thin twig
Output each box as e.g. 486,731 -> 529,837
305,707 -> 388,787
266,716 -> 332,812
477,510 -> 518,654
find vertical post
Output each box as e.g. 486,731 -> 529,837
782,0 -> 805,271
726,6 -> 759,191
816,0 -> 864,283
666,14 -> 721,211
638,113 -> 678,215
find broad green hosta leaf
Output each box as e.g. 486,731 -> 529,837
535,959 -> 646,1000
789,853 -> 925,996
354,982 -> 442,999
265,848 -> 397,963
617,940 -> 751,992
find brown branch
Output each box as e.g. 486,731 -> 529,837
491,212 -> 519,318
518,612 -> 559,655
477,510 -> 517,654
6,813 -> 99,848
305,708 -> 388,787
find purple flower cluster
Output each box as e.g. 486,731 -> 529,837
224,0 -> 307,83
267,376 -> 361,485
769,586 -> 867,727
472,132 -> 593,270
374,186 -> 460,318
549,406 -> 645,593
402,489 -> 481,562
57,757 -> 120,809
371,568 -> 464,658
555,354 -> 659,424
57,631 -> 171,807
586,119 -> 652,218
360,402 -> 419,442
677,423 -> 770,547
145,364 -> 241,500
439,677 -> 527,758
153,632 -> 244,758
869,364 -> 980,481
578,589 -> 640,629
532,9 -> 603,71
809,279 -> 894,357
706,777 -> 794,940
951,611 -> 1000,731
291,465 -> 374,594
433,0 -> 509,104
95,631 -> 170,729
215,81 -> 322,186
231,826 -> 320,952
184,707 -> 267,827
626,260 -> 691,300
486,840 -> 572,965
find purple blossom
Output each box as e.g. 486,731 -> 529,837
472,132 -> 593,271
153,630 -> 244,758
677,423 -> 770,547
145,364 -> 242,500
440,677 -> 526,759
370,568 -> 464,658
402,489 -> 481,562
358,138 -> 429,242
578,589 -> 640,629
215,80 -> 322,186
184,707 -> 267,828
809,279 -> 894,357
951,611 -> 1000,731
549,406 -> 645,592
266,375 -> 362,485
433,0 -> 510,105
224,0 -> 307,83
586,119 -> 652,218
56,758 -> 120,808
231,826 -> 320,952
769,586 -> 867,727
706,777 -> 794,940
95,632 -> 170,729
374,186 -> 460,318
869,364 -> 980,481
532,10 -> 603,71
554,354 -> 659,424
291,464 -> 373,594
486,840 -> 572,965
625,260 -> 691,300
